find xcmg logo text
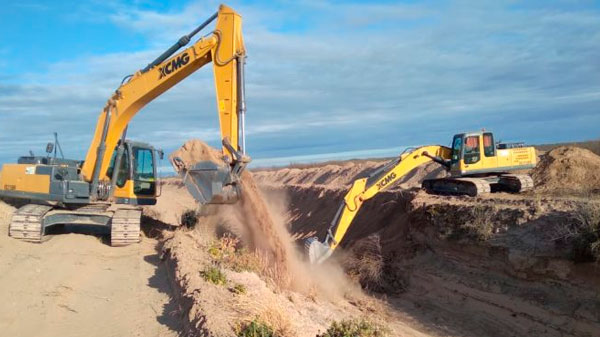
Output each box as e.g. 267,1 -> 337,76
159,53 -> 190,79
376,172 -> 396,190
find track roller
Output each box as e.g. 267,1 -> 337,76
110,209 -> 141,247
9,204 -> 53,243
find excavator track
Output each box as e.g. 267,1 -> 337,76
110,209 -> 141,247
498,174 -> 534,193
9,204 -> 53,243
423,177 -> 492,197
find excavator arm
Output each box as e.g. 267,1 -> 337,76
307,145 -> 452,264
80,5 -> 248,202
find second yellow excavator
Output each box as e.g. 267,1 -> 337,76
307,130 -> 537,263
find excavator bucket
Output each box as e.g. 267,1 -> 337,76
305,237 -> 333,264
179,161 -> 240,204
170,140 -> 250,205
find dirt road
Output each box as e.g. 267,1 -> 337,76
0,207 -> 180,337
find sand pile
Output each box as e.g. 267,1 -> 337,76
532,146 -> 600,194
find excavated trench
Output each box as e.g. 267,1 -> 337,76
256,181 -> 600,337
152,145 -> 600,336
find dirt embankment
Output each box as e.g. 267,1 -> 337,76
252,146 -> 600,337
158,140 -> 431,337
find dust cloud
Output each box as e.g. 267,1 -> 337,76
171,140 -> 357,297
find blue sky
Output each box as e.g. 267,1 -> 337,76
1,0 -> 599,169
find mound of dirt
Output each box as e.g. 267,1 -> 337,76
169,139 -> 225,170
532,146 -> 600,194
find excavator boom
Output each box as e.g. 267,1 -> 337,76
80,5 -> 248,203
307,145 -> 452,263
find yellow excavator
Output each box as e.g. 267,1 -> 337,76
0,5 -> 249,245
307,130 -> 537,263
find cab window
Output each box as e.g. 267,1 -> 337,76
106,148 -> 129,188
483,132 -> 495,157
451,135 -> 462,163
463,135 -> 480,164
132,147 -> 156,195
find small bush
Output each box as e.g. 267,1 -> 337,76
231,283 -> 247,295
237,319 -> 274,337
318,318 -> 390,337
201,266 -> 227,285
569,203 -> 600,262
181,209 -> 198,228
208,235 -> 262,273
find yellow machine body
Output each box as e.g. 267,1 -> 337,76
0,164 -> 51,195
449,131 -> 536,176
307,131 -> 537,264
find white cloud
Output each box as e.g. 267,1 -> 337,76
1,0 -> 599,168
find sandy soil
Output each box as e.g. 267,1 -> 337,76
2,143 -> 599,337
251,146 -> 600,337
0,201 -> 181,337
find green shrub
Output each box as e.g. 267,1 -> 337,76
318,318 -> 390,337
201,266 -> 227,285
237,319 -> 273,337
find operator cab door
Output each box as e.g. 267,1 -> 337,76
480,132 -> 498,169
106,143 -> 158,205
459,133 -> 484,175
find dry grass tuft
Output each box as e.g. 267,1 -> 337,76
570,202 -> 600,262
208,234 -> 263,273
343,236 -> 386,291
549,201 -> 600,262
234,293 -> 296,337
458,205 -> 495,241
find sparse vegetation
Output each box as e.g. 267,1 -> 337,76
231,283 -> 247,295
208,234 -> 262,273
569,202 -> 600,262
343,236 -> 389,292
318,318 -> 390,337
463,205 -> 495,241
439,205 -> 496,242
201,266 -> 227,285
237,319 -> 274,337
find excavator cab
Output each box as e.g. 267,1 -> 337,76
106,140 -> 160,205
448,131 -> 498,175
